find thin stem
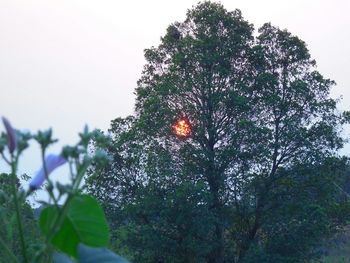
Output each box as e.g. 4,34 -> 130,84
41,150 -> 58,206
68,159 -> 75,180
34,157 -> 90,262
0,236 -> 20,263
32,150 -> 61,262
1,152 -> 11,164
10,158 -> 29,263
46,160 -> 88,243
72,163 -> 88,190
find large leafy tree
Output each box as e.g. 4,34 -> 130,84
87,2 -> 350,262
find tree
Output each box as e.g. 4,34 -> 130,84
0,173 -> 42,262
87,2 -> 350,262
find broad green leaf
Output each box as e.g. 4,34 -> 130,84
78,244 -> 129,263
39,195 -> 109,258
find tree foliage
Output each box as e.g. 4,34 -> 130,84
87,2 -> 350,262
0,173 -> 42,262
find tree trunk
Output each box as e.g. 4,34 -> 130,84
206,152 -> 225,263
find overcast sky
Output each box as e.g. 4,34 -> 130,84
1,0 -> 350,202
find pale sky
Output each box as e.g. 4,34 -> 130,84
1,0 -> 350,202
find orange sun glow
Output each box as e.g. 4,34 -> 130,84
172,118 -> 191,137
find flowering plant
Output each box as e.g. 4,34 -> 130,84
0,117 -> 128,263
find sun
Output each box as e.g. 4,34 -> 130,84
172,118 -> 191,137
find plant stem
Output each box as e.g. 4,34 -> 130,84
41,150 -> 58,206
10,159 -> 28,263
44,160 -> 88,255
0,236 -> 20,263
1,151 -> 10,164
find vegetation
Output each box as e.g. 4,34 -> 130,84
1,2 -> 350,263
86,2 -> 350,263
0,120 -> 128,262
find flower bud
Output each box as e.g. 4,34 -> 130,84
2,117 -> 17,154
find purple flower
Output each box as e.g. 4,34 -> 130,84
2,117 -> 17,154
30,154 -> 66,190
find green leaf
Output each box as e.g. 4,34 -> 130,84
78,244 -> 129,263
39,195 -> 109,258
